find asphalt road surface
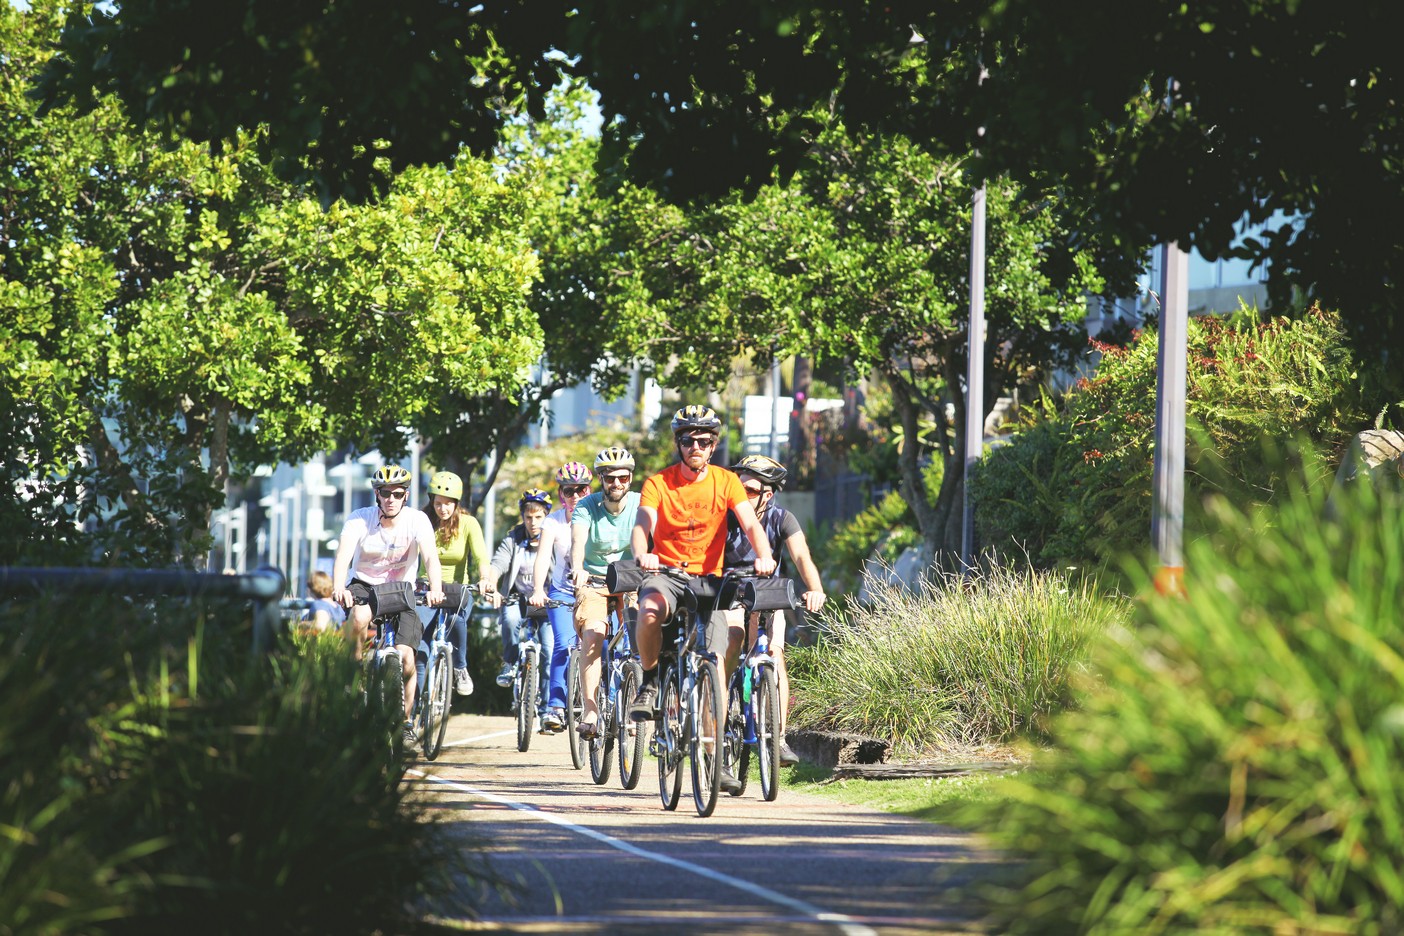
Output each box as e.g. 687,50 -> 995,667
406,712 -> 995,934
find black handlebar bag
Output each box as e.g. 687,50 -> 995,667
738,577 -> 798,613
369,581 -> 415,618
605,559 -> 648,595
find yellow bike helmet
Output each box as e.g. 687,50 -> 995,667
427,470 -> 463,501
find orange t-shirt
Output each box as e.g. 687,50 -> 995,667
639,463 -> 748,576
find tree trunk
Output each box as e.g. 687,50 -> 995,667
788,355 -> 815,486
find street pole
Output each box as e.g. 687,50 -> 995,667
961,184 -> 987,574
1152,243 -> 1189,596
769,354 -> 782,460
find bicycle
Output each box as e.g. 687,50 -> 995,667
720,576 -> 799,801
501,592 -> 564,753
645,566 -> 728,818
414,582 -> 477,761
566,581 -> 641,787
356,584 -> 431,764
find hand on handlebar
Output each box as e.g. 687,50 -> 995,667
753,555 -> 777,577
479,581 -> 502,608
570,568 -> 590,590
527,587 -> 549,608
332,586 -> 353,609
639,552 -> 660,572
426,587 -> 446,607
802,590 -> 827,613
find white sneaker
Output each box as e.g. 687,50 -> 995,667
454,667 -> 474,696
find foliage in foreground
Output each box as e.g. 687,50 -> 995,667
0,597 -> 480,935
788,566 -> 1126,753
972,305 -> 1393,572
969,479 -> 1404,934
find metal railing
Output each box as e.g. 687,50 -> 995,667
0,567 -> 286,654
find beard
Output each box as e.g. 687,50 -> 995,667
603,487 -> 627,505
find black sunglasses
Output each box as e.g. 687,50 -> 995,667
678,435 -> 717,449
560,484 -> 590,496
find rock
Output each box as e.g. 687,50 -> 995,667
786,729 -> 890,768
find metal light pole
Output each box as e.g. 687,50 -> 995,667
769,354 -> 783,459
961,184 -> 987,574
1152,243 -> 1190,596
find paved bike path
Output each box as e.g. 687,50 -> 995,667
407,713 -> 994,934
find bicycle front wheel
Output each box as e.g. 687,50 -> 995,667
424,647 -> 452,760
618,660 -> 645,790
589,661 -> 615,785
756,663 -> 782,801
657,669 -> 682,811
689,659 -> 723,818
565,645 -> 586,770
373,652 -> 406,768
515,651 -> 537,753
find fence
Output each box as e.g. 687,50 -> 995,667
0,567 -> 286,654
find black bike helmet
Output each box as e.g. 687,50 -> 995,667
730,454 -> 788,490
670,404 -> 722,436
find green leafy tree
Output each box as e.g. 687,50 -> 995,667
3,2 -> 541,564
40,0 -> 1404,351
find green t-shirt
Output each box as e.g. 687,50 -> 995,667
570,490 -> 641,576
421,512 -> 488,585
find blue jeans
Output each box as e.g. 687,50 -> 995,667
543,588 -> 576,711
415,604 -> 469,670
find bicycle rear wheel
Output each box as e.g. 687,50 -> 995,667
515,651 -> 537,753
689,659 -> 723,818
725,673 -> 750,797
589,661 -> 615,785
618,660 -> 645,790
656,668 -> 682,811
424,647 -> 452,760
756,663 -> 782,801
566,645 -> 587,770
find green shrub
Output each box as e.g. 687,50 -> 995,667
789,566 -> 1127,753
968,478 -> 1404,933
813,489 -> 920,594
1,595 -> 483,935
973,305 -> 1392,571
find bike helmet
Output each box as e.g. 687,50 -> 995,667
519,488 -> 552,512
555,461 -> 593,485
594,445 -> 636,472
427,470 -> 463,501
370,464 -> 412,489
730,454 -> 788,490
670,404 -> 722,436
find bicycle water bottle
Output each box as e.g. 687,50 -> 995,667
742,659 -> 753,704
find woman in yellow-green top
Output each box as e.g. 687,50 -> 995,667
419,470 -> 492,696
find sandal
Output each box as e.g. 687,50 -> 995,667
577,719 -> 600,741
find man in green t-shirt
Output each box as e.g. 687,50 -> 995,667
568,446 -> 642,737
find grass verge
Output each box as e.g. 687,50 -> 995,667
784,764 -> 1018,825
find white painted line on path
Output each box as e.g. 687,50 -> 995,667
440,728 -> 518,748
409,730 -> 879,936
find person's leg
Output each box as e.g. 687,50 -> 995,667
544,595 -> 575,714
347,604 -> 372,661
496,602 -> 520,687
575,587 -> 608,727
762,610 -> 799,766
450,607 -> 473,695
396,609 -> 424,724
627,579 -> 672,721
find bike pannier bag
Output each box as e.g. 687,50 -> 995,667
441,583 -> 469,611
739,577 -> 798,613
606,559 -> 648,595
369,580 -> 415,617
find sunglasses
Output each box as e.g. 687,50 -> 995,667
377,488 -> 408,500
559,484 -> 590,496
743,485 -> 767,498
678,435 -> 717,449
603,473 -> 632,484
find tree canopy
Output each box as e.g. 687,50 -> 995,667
39,0 -> 1404,349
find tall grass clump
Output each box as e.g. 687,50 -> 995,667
1,593 -> 482,935
789,565 -> 1127,752
968,477 -> 1404,933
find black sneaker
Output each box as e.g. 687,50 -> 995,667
719,765 -> 743,795
628,683 -> 658,722
401,721 -> 418,746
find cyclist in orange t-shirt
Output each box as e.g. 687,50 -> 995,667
628,404 -> 775,795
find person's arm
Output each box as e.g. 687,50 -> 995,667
466,517 -> 491,587
632,505 -> 659,571
570,519 -> 590,589
784,530 -> 827,613
731,499 -> 776,577
329,516 -> 363,608
529,520 -> 555,606
418,520 -> 445,606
